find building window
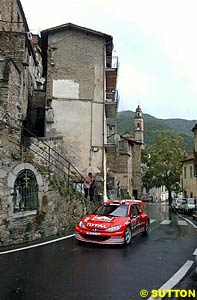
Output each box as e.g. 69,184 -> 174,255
119,141 -> 126,150
13,169 -> 38,213
190,192 -> 193,198
190,166 -> 193,178
184,166 -> 186,178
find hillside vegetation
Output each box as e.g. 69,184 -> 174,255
116,110 -> 196,154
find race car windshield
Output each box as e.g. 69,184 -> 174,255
93,204 -> 128,217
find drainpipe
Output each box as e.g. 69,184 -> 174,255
89,99 -> 93,166
102,44 -> 107,201
102,39 -> 113,201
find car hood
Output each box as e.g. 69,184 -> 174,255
81,214 -> 126,229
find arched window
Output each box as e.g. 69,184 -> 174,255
13,169 -> 38,213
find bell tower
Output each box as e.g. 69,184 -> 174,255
134,105 -> 144,144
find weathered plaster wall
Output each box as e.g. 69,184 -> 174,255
45,29 -> 105,175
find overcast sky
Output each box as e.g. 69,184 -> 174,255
21,0 -> 197,121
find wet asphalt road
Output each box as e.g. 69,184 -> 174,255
0,204 -> 196,300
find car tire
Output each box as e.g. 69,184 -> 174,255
124,227 -> 132,245
142,220 -> 150,235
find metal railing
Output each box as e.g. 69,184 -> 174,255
106,56 -> 119,69
105,89 -> 119,103
20,126 -> 85,193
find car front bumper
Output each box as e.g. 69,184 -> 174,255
75,227 -> 125,245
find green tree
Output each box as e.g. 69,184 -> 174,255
142,132 -> 187,205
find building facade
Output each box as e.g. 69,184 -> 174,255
106,105 -> 144,199
41,23 -> 119,196
0,1 -> 144,246
181,124 -> 197,198
0,4 -> 120,244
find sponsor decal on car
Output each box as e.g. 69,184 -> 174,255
87,223 -> 107,229
86,231 -> 101,235
92,216 -> 112,222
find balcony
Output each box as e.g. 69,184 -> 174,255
106,56 -> 119,69
106,56 -> 118,92
105,134 -> 117,153
105,89 -> 119,118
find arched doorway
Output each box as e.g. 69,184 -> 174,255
13,169 -> 39,212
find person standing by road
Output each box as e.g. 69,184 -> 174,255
89,179 -> 96,202
117,181 -> 121,199
106,180 -> 113,199
83,172 -> 93,199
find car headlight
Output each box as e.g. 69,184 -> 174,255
106,225 -> 121,232
79,221 -> 86,229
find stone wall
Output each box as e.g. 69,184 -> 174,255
106,145 -> 131,192
106,140 -> 142,198
132,143 -> 142,198
0,133 -> 89,247
0,157 -> 88,247
0,161 -> 89,247
0,0 -> 26,33
0,32 -> 26,70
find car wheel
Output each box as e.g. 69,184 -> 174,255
124,227 -> 132,245
142,220 -> 150,235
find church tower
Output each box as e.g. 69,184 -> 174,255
134,105 -> 144,144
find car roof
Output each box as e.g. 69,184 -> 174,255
105,199 -> 143,205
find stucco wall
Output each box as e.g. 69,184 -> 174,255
45,29 -> 105,174
182,161 -> 197,198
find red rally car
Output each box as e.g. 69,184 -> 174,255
75,200 -> 150,245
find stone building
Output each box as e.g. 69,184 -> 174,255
106,105 -> 144,199
181,124 -> 197,198
0,2 -> 119,245
0,0 -> 45,245
0,1 -> 83,246
0,1 -> 144,246
41,23 -> 119,196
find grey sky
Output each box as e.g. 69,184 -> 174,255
21,0 -> 197,121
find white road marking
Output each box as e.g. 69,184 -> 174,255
178,214 -> 197,229
178,220 -> 187,226
0,234 -> 75,255
150,219 -> 157,224
160,220 -> 171,225
193,248 -> 197,256
147,260 -> 194,300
